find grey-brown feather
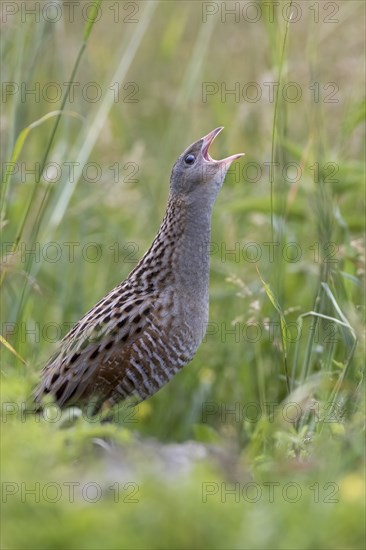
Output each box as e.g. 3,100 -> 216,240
35,129 -> 242,413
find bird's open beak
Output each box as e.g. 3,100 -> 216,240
201,127 -> 245,166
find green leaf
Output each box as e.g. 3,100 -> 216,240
193,423 -> 221,444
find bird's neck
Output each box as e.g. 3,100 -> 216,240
165,193 -> 214,292
131,193 -> 215,299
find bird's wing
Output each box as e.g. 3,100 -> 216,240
35,286 -> 158,409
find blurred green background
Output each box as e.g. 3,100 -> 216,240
1,1 -> 365,548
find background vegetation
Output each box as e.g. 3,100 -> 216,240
1,0 -> 365,548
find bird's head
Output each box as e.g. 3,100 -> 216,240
170,127 -> 244,204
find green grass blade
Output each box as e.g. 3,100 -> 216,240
269,0 -> 293,241
83,0 -> 102,41
257,267 -> 290,393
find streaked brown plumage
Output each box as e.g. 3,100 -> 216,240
35,127 -> 244,413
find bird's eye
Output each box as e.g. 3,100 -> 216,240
184,154 -> 196,165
